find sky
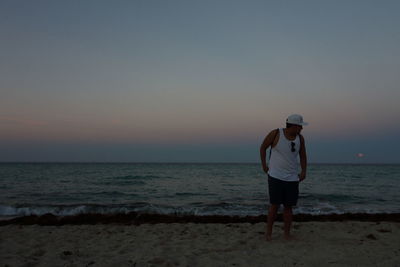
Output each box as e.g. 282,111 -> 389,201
1,0 -> 400,163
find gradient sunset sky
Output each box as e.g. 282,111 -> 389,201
1,0 -> 399,163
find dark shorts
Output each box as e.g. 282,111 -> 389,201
268,175 -> 299,206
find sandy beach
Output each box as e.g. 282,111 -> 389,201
1,218 -> 400,267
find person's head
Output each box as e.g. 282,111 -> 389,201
285,114 -> 308,134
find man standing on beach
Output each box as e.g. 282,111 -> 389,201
260,114 -> 308,241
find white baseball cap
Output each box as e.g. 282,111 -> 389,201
286,114 -> 308,126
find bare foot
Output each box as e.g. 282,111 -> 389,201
265,235 -> 272,241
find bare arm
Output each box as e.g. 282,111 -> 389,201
260,129 -> 278,174
299,134 -> 307,181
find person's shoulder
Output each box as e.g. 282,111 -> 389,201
298,133 -> 305,143
269,128 -> 279,136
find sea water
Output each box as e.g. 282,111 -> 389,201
0,163 -> 399,217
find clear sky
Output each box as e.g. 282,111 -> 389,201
1,0 -> 399,163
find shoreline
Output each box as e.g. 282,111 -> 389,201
1,212 -> 400,225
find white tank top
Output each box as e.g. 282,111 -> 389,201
268,128 -> 301,182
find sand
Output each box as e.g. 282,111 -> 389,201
1,221 -> 400,267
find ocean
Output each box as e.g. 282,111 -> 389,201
1,163 -> 399,218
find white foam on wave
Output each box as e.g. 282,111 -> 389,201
0,203 -> 261,217
0,203 -> 393,217
0,205 -> 131,216
295,202 -> 343,215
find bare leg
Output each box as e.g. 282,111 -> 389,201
283,205 -> 293,240
266,204 -> 278,241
